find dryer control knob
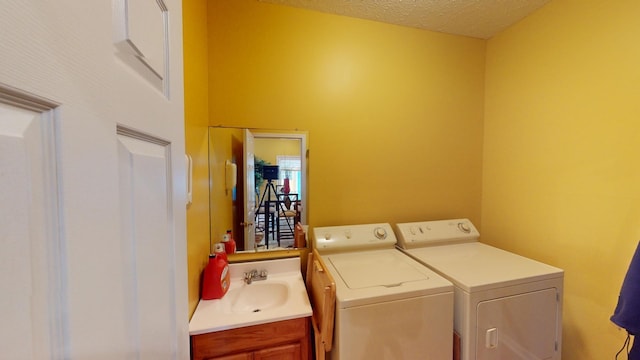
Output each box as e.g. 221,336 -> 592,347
374,227 -> 387,239
458,222 -> 471,233
324,233 -> 331,240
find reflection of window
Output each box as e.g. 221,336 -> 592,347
277,156 -> 301,194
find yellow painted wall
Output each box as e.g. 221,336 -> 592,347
254,137 -> 301,204
483,0 -> 640,358
182,0 -> 210,316
254,138 -> 300,165
207,0 -> 486,229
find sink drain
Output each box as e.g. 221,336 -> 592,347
252,309 -> 261,313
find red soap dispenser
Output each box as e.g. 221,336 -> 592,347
222,229 -> 236,254
201,248 -> 230,300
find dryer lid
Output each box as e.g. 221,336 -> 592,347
403,242 -> 563,292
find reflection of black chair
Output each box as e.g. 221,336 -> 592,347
277,193 -> 300,243
255,202 -> 276,246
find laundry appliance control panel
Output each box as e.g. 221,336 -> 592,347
313,223 -> 396,254
395,218 -> 480,249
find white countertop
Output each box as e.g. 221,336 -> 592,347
189,257 -> 312,335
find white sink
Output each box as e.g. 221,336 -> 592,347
230,281 -> 288,314
189,257 -> 312,334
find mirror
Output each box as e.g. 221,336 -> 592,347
208,127 -> 308,260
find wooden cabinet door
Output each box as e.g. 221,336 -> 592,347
254,343 -> 302,360
212,352 -> 254,360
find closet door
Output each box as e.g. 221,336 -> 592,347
0,1 -> 188,358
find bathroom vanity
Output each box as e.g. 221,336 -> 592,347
191,317 -> 310,360
189,258 -> 312,360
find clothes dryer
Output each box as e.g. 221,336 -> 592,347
395,219 -> 563,360
313,223 -> 454,360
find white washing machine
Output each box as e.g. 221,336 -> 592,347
395,219 -> 563,360
313,223 -> 454,360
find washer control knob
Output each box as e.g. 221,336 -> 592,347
458,222 -> 471,233
345,230 -> 352,239
374,227 -> 387,239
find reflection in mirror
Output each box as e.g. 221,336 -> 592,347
208,127 -> 308,258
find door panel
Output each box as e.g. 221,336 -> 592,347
118,129 -> 176,358
0,98 -> 64,359
476,288 -> 559,360
0,1 -> 187,358
114,0 -> 170,94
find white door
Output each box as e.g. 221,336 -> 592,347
243,129 -> 256,250
0,1 -> 188,359
476,288 -> 560,360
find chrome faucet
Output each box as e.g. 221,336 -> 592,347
244,269 -> 268,284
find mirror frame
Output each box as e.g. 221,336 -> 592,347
208,127 -> 309,262
252,131 -> 308,225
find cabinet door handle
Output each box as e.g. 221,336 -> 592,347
313,260 -> 324,273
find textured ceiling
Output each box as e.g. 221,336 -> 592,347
258,0 -> 551,39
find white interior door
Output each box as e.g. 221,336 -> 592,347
243,129 -> 257,250
0,1 -> 188,359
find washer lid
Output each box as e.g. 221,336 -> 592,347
322,249 -> 453,308
402,242 -> 564,293
329,251 -> 426,289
